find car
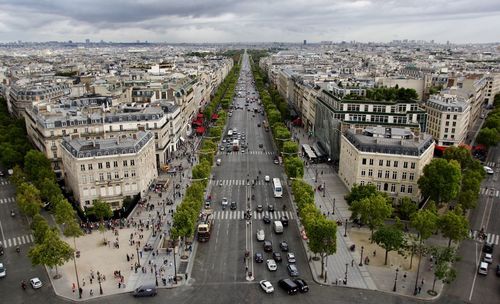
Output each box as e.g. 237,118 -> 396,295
263,240 -> 273,252
484,166 -> 494,175
221,197 -> 228,208
257,123 -> 261,127
273,158 -> 279,165
287,264 -> 299,277
256,229 -> 265,241
483,242 -> 494,253
263,215 -> 271,224
280,241 -> 289,252
266,259 -> 277,271
233,128 -> 237,132
256,204 -> 263,212
0,171 -> 4,177
222,139 -> 227,143
280,215 -> 289,226
264,175 -> 270,182
273,252 -> 282,262
30,277 -> 43,289
294,279 -> 309,293
259,143 -> 263,148
496,264 -> 500,277
259,280 -> 274,293
268,205 -> 274,212
0,263 -> 5,278
484,253 -> 493,263
255,252 -> 264,263
219,146 -> 225,151
278,278 -> 298,295
478,261 -> 488,275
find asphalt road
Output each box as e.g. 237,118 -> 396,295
446,145 -> 500,304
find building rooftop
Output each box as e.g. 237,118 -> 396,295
61,131 -> 153,158
426,95 -> 469,112
344,127 -> 434,156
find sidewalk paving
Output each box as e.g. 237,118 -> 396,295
289,125 -> 445,300
49,136 -> 202,301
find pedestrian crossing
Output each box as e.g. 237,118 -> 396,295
480,188 -> 500,197
469,230 -> 500,245
485,162 -> 496,168
212,210 -> 294,221
0,234 -> 34,248
0,197 -> 15,204
0,180 -> 10,186
220,150 -> 274,155
210,179 -> 271,186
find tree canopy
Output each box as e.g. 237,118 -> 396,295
418,159 -> 462,204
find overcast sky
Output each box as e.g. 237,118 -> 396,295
0,0 -> 499,43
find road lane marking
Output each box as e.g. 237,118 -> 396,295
468,242 -> 480,301
0,220 -> 6,247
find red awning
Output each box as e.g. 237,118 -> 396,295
211,113 -> 219,120
292,117 -> 303,126
434,145 -> 447,152
192,119 -> 202,126
196,127 -> 205,134
197,113 -> 204,119
473,144 -> 486,151
459,144 -> 472,150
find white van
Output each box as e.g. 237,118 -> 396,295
478,262 -> 488,275
273,221 -> 284,234
216,159 -> 221,166
228,130 -> 233,137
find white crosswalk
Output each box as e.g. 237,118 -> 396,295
0,197 -> 15,204
209,179 -> 270,186
1,234 -> 34,248
212,210 -> 294,221
480,188 -> 500,197
0,180 -> 10,185
485,162 -> 496,168
469,230 -> 500,245
220,151 -> 274,155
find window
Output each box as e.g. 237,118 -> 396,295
113,161 -> 118,168
106,162 -> 110,169
361,170 -> 366,176
402,172 -> 407,180
377,183 -> 381,191
403,162 -> 408,168
392,171 -> 397,179
88,164 -> 93,170
82,175 -> 87,184
453,115 -> 457,120
131,160 -> 135,166
393,161 -> 398,168
385,171 -> 390,178
74,129 -> 77,133
386,160 -> 391,167
379,160 -> 384,166
99,173 -> 104,181
369,159 -> 374,165
378,170 -> 383,178
408,185 -> 413,193
368,169 -> 373,177
107,172 -> 112,180
390,184 -> 396,192
124,171 -> 129,178
400,185 -> 406,193
360,181 -> 365,186
445,128 -> 448,133
115,172 -> 119,179
411,162 -> 416,169
131,170 -> 136,177
98,163 -> 103,169
123,160 -> 128,167
81,164 -> 86,171
409,173 -> 415,181
362,158 -> 367,165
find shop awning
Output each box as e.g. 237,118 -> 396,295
196,127 -> 205,134
211,113 -> 219,120
191,119 -> 202,126
197,113 -> 204,119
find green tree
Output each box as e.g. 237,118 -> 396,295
284,156 -> 304,178
28,228 -> 74,279
476,127 -> 499,147
345,183 -> 379,205
88,200 -> 113,243
443,146 -> 474,171
398,197 -> 418,221
438,207 -> 469,247
16,182 -> 42,218
428,246 -> 459,292
24,150 -> 55,187
350,193 -> 393,239
418,159 -> 462,204
307,215 -> 337,278
372,224 -> 405,265
31,214 -> 51,244
171,209 -> 195,239
282,141 -> 298,155
9,164 -> 26,187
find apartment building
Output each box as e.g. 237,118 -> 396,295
24,97 -> 181,177
61,131 -> 157,210
484,73 -> 500,105
425,94 -> 470,147
339,127 -> 435,202
8,81 -> 70,117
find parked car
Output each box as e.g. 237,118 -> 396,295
0,263 -> 5,278
259,280 -> 274,293
496,264 -> 500,277
30,277 -> 43,289
483,242 -> 494,253
278,278 -> 298,295
294,279 -> 309,293
484,253 -> 493,264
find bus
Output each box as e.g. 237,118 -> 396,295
272,178 -> 283,198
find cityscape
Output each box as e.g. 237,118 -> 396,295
0,1 -> 499,304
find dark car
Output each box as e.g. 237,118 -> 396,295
280,215 -> 289,226
256,205 -> 264,213
272,252 -> 282,262
280,241 -> 289,252
287,264 -> 299,277
268,205 -> 274,212
263,215 -> 271,224
293,279 -> 309,293
278,278 -> 298,295
483,242 -> 494,254
230,201 -> 237,210
257,123 -> 261,127
496,264 -> 500,277
255,252 -> 264,263
259,143 -> 263,148
263,240 -> 273,252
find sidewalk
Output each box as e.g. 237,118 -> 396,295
289,125 -> 445,299
49,136 -> 202,301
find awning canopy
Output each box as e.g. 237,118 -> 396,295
211,113 -> 219,120
196,127 -> 205,134
191,119 -> 202,126
292,117 -> 303,126
197,113 -> 204,119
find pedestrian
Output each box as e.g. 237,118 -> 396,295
90,289 -> 93,296
418,286 -> 422,294
351,259 -> 354,267
82,278 -> 85,286
72,283 -> 76,293
118,282 -> 121,288
373,250 -> 376,257
90,277 -> 93,284
79,287 -> 83,297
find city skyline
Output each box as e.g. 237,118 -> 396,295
0,0 -> 499,44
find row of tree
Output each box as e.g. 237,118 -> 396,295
170,54 -> 242,240
476,93 -> 500,148
365,86 -> 419,101
0,98 -> 32,168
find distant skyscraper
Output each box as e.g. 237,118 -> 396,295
303,40 -> 307,45
85,39 -> 90,44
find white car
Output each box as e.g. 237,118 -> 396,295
30,277 -> 42,289
259,280 -> 274,293
287,252 -> 296,264
484,166 -> 494,175
0,263 -> 5,278
264,175 -> 270,182
266,259 -> 277,271
256,229 -> 265,241
221,197 -> 228,207
483,253 -> 493,263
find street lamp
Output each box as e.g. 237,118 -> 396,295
72,251 -> 82,298
344,218 -> 348,237
173,235 -> 178,283
393,268 -> 399,292
136,245 -> 141,267
332,198 -> 336,215
344,263 -> 348,285
98,276 -> 103,295
359,246 -> 364,266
